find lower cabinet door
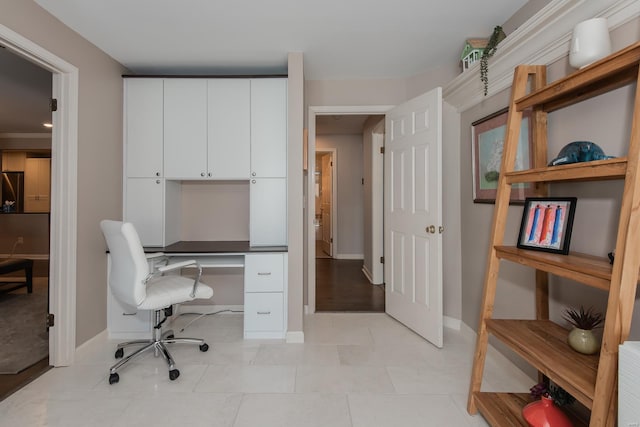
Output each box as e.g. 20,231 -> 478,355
107,288 -> 151,339
243,292 -> 284,338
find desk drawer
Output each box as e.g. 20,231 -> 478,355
244,292 -> 284,332
244,253 -> 284,292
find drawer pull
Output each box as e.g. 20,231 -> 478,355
257,272 -> 272,276
122,312 -> 137,316
257,311 -> 271,315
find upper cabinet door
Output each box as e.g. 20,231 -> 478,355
250,79 -> 287,178
125,79 -> 164,178
164,79 -> 208,179
208,79 -> 251,179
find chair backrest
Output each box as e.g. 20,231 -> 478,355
100,220 -> 149,307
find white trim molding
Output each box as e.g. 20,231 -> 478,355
444,0 -> 640,112
0,133 -> 52,139
0,23 -> 79,367
286,331 -> 305,343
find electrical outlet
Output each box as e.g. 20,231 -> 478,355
16,236 -> 23,244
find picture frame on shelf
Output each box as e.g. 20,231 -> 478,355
517,197 -> 577,255
471,108 -> 534,204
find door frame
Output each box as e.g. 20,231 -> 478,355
306,105 -> 393,313
0,24 -> 79,366
315,148 -> 337,258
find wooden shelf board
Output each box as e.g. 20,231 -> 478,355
495,246 -> 612,291
474,392 -> 588,427
515,41 -> 640,112
505,158 -> 627,184
486,319 -> 598,408
474,392 -> 530,427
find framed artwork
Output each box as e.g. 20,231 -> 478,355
472,108 -> 534,204
517,197 -> 577,255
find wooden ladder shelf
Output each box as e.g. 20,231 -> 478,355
467,41 -> 640,427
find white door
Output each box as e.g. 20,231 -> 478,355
321,153 -> 333,256
384,87 -> 443,348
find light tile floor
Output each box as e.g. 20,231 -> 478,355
0,313 -> 534,426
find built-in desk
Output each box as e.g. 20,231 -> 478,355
107,241 -> 288,340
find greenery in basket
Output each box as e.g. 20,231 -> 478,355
530,382 -> 576,407
480,26 -> 506,96
563,306 -> 604,330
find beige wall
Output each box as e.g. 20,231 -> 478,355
1,0 -> 127,346
459,17 -> 640,364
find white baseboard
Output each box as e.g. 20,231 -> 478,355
362,265 -> 374,283
286,331 -> 305,343
444,316 -> 461,331
334,253 -> 364,260
74,329 -> 108,363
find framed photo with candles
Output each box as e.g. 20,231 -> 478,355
517,197 -> 577,255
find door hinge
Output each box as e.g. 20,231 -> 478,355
50,98 -> 58,112
330,238 -> 333,243
362,178 -> 364,185
380,256 -> 384,264
46,313 -> 55,329
380,147 -> 385,154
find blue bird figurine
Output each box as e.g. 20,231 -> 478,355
549,141 -> 615,166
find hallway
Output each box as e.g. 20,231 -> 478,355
315,258 -> 384,312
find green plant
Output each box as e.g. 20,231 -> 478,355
530,382 -> 576,407
480,26 -> 506,96
563,306 -> 604,330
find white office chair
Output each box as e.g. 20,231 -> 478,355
100,220 -> 213,384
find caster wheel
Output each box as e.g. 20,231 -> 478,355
169,369 -> 180,381
114,348 -> 124,359
166,334 -> 174,340
199,343 -> 209,352
109,373 -> 119,385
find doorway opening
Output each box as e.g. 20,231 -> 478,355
0,23 -> 80,376
0,45 -> 53,399
307,107 -> 391,313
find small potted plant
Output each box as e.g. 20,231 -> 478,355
563,306 -> 604,355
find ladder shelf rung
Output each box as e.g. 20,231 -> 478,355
505,158 -> 627,184
485,319 -> 598,409
495,246 -> 612,291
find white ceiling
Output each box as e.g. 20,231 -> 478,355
2,0 -> 529,134
34,0 -> 528,80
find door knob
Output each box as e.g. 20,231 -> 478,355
426,225 -> 436,234
439,226 -> 444,234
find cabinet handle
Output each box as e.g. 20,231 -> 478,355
257,272 -> 272,276
155,180 -> 161,184
208,172 -> 212,177
257,311 -> 271,315
252,172 -> 256,177
122,312 -> 137,316
252,179 -> 256,184
156,172 -> 160,177
201,172 -> 205,177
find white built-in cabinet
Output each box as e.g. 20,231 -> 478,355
208,79 -> 251,179
250,178 -> 287,246
125,78 -> 163,178
24,158 -> 51,213
244,253 -> 287,339
123,76 -> 287,247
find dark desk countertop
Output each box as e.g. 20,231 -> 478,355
143,241 -> 287,254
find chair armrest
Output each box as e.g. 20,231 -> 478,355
145,252 -> 166,260
157,259 -> 198,273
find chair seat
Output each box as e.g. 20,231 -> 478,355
137,275 -> 213,310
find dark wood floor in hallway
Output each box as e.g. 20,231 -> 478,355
315,258 -> 385,312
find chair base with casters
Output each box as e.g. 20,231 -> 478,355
108,306 -> 209,385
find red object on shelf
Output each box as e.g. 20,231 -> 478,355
522,395 -> 573,427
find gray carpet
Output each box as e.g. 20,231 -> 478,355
0,283 -> 48,374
